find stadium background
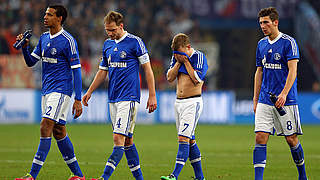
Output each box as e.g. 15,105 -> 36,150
0,0 -> 320,179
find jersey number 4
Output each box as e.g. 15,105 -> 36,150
116,118 -> 121,128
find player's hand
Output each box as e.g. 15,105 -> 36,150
16,33 -> 29,48
174,54 -> 188,63
146,95 -> 157,113
82,92 -> 91,106
253,99 -> 258,113
275,93 -> 287,108
72,99 -> 82,119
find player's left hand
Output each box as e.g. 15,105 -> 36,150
275,93 -> 287,108
72,99 -> 83,119
146,95 -> 157,113
175,54 -> 188,63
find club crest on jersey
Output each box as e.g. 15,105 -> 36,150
50,48 -> 57,55
120,51 -> 127,59
274,53 -> 281,60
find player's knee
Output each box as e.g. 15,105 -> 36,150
40,118 -> 55,137
189,139 -> 196,145
285,134 -> 298,147
53,126 -> 66,140
113,134 -> 126,146
124,137 -> 133,146
178,135 -> 190,142
255,132 -> 269,144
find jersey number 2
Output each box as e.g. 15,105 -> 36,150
45,106 -> 52,116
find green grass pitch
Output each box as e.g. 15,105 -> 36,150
0,124 -> 319,179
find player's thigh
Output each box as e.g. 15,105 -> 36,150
174,100 -> 181,132
109,103 -> 117,126
178,99 -> 202,139
274,105 -> 303,136
255,103 -> 275,134
42,92 -> 71,125
112,101 -> 138,137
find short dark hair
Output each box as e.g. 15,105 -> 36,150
171,33 -> 190,51
258,7 -> 279,22
104,11 -> 124,25
49,5 -> 68,25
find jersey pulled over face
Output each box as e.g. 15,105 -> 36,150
256,32 -> 300,105
169,49 -> 208,83
99,32 -> 150,103
31,29 -> 81,96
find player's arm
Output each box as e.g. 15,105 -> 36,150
82,69 -> 108,106
276,59 -> 298,108
16,33 -> 39,67
253,67 -> 263,113
167,59 -> 181,82
72,67 -> 82,118
141,62 -> 157,113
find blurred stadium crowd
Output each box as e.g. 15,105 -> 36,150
0,0 -> 214,90
0,0 -> 319,92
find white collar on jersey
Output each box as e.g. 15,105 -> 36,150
190,48 -> 195,57
115,31 -> 128,43
268,32 -> 283,44
49,28 -> 64,39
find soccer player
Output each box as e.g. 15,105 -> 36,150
253,7 -> 307,180
82,11 -> 157,180
160,33 -> 208,180
15,5 -> 85,180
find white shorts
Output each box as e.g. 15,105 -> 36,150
42,92 -> 71,125
109,101 -> 138,138
255,103 -> 303,136
175,96 -> 203,139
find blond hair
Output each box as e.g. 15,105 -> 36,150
104,11 -> 124,25
171,33 -> 190,51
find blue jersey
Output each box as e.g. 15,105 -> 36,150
256,32 -> 300,105
169,49 -> 208,82
31,29 -> 81,97
99,32 -> 150,103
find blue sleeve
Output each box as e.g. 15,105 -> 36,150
64,36 -> 81,69
193,52 -> 208,81
99,42 -> 109,70
134,37 -> 148,57
284,38 -> 300,61
72,67 -> 82,101
256,45 -> 263,67
22,46 -> 39,67
169,55 -> 176,68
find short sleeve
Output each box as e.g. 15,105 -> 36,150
284,38 -> 300,61
99,56 -> 108,70
193,52 -> 208,81
256,46 -> 263,67
99,43 -> 109,70
169,55 -> 176,69
134,37 -> 148,57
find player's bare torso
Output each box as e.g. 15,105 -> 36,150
176,73 -> 203,98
